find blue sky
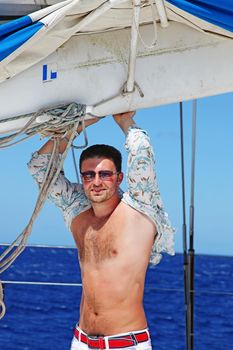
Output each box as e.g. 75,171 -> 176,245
1,92 -> 233,256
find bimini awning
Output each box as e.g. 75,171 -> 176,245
1,0 -> 233,82
167,0 -> 233,33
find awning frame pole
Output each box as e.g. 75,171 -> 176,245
125,0 -> 141,93
154,0 -> 169,27
71,0 -> 128,34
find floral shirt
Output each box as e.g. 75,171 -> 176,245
28,126 -> 175,264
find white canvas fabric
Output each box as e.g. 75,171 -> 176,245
1,0 -> 233,83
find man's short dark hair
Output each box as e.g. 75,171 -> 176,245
79,144 -> 122,172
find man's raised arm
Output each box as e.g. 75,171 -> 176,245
27,117 -> 99,230
113,111 -> 157,208
113,111 -> 175,264
38,117 -> 99,154
112,111 -> 136,135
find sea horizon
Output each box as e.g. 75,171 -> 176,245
0,246 -> 232,349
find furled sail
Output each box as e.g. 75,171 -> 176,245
1,0 -> 233,134
1,0 -> 233,82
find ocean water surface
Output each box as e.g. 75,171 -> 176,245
0,247 -> 232,350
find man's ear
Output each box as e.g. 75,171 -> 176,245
117,172 -> 124,185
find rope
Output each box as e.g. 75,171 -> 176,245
71,115 -> 91,183
133,0 -> 158,50
71,146 -> 81,183
0,102 -> 88,317
0,102 -> 86,148
0,282 -> 6,319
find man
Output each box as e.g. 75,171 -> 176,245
28,111 -> 174,350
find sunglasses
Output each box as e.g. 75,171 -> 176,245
80,170 -> 119,181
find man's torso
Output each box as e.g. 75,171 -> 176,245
71,201 -> 156,336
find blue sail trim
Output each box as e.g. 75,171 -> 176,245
167,0 -> 233,33
0,16 -> 33,39
0,22 -> 44,62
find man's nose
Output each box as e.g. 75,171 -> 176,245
92,173 -> 101,185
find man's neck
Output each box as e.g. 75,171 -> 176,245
91,195 -> 121,218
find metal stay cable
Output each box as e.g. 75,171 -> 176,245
1,280 -> 233,296
179,102 -> 189,350
187,100 -> 197,350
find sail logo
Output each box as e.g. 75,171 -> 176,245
42,64 -> 57,82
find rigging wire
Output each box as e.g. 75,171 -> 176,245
180,100 -> 197,350
179,102 -> 189,350
1,280 -> 233,296
187,100 -> 197,350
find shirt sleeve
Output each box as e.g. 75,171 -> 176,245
122,126 -> 175,265
27,151 -> 91,230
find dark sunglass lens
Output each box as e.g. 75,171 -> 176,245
99,171 -> 114,179
82,171 -> 95,180
81,170 -> 117,181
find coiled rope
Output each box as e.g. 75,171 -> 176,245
0,282 -> 5,319
0,103 -> 88,149
0,102 -> 89,317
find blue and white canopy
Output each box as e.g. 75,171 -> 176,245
0,0 -> 233,82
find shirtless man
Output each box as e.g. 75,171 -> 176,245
28,111 -> 174,350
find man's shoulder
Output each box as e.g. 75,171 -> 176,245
118,200 -> 154,224
70,207 -> 93,231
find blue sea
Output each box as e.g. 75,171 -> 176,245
0,247 -> 232,350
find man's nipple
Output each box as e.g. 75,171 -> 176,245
111,249 -> 118,256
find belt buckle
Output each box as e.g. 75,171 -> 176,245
88,334 -> 105,349
130,333 -> 138,346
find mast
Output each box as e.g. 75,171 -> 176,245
180,100 -> 197,350
179,102 -> 189,350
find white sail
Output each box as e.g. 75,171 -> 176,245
1,0 -> 233,134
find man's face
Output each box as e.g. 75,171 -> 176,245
80,157 -> 123,203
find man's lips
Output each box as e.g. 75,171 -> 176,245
91,188 -> 105,193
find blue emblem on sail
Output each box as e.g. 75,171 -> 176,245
42,64 -> 57,82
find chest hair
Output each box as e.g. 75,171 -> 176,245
76,218 -> 118,264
